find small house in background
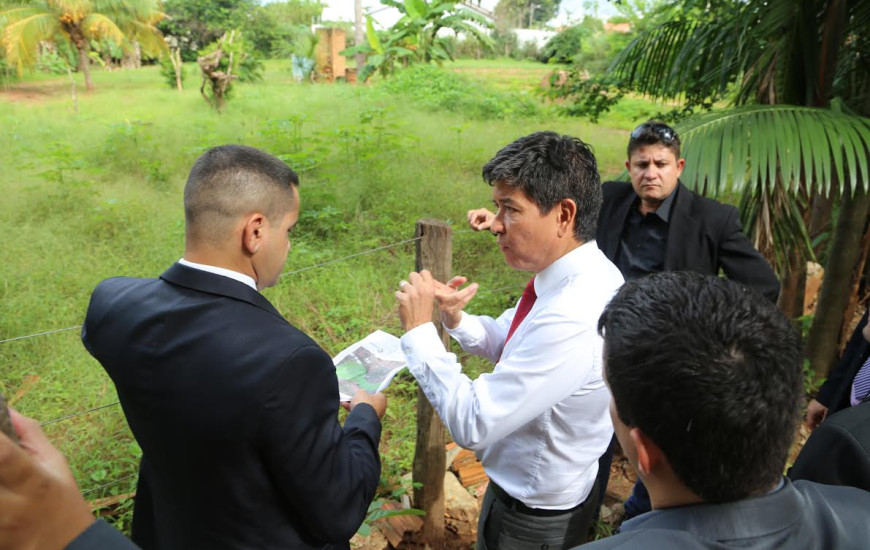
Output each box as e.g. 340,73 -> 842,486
603,21 -> 631,33
314,27 -> 346,81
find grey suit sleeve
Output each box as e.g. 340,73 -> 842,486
789,406 -> 870,492
65,520 -> 141,550
717,206 -> 780,302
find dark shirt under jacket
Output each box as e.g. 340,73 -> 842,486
579,478 -> 870,549
596,181 -> 780,302
615,189 -> 676,281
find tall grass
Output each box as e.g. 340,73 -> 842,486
0,59 -> 646,529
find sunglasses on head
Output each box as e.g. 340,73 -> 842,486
630,123 -> 678,143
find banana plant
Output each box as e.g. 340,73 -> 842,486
342,0 -> 493,82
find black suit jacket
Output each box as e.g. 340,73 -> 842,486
580,479 -> 870,549
790,401 -> 870,492
815,310 -> 870,414
596,181 -> 780,302
82,263 -> 382,550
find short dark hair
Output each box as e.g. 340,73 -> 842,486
482,131 -> 601,242
184,145 -> 299,244
598,272 -> 802,503
627,121 -> 681,159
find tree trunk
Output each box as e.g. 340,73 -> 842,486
804,186 -> 870,377
808,189 -> 837,258
777,249 -> 806,321
76,42 -> 93,91
354,0 -> 365,73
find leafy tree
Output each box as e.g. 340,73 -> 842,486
344,0 -> 493,82
239,0 -> 323,58
552,0 -> 870,376
538,24 -> 585,64
493,0 -> 560,29
0,0 -> 165,90
159,0 -> 253,60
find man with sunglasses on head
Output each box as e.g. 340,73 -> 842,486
594,121 -> 779,301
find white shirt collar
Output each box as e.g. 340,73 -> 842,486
178,258 -> 258,291
534,241 -> 599,297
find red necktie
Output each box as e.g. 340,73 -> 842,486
504,277 -> 537,345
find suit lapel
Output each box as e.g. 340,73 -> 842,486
160,263 -> 285,321
605,188 -> 636,261
664,183 -> 698,271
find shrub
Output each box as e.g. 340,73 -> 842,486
378,64 -> 542,120
539,25 -> 585,64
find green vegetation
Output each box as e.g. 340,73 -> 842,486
0,59 -> 645,532
0,0 -> 165,90
344,0 -> 493,82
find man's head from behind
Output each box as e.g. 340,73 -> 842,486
184,145 -> 300,290
599,272 -> 802,504
481,131 -> 601,272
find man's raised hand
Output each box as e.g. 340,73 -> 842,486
396,270 -> 437,332
467,208 -> 495,231
434,276 -> 478,329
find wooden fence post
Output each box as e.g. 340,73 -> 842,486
412,219 -> 450,547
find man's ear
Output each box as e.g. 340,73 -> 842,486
242,213 -> 267,255
629,427 -> 665,477
556,198 -> 578,237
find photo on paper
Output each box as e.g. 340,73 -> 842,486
333,330 -> 407,401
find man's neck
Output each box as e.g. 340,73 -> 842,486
638,199 -> 662,216
183,248 -> 255,281
536,239 -> 584,274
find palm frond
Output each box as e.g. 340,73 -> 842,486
79,12 -> 123,42
676,104 -> 870,198
607,10 -> 756,106
45,0 -> 92,21
0,9 -> 59,70
123,19 -> 164,55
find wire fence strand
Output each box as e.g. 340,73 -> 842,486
280,237 -> 421,278
10,232 -> 512,490
0,325 -> 82,345
82,473 -> 139,497
41,401 -> 121,427
0,237 -> 424,347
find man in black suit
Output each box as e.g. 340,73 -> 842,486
579,272 -> 870,550
594,121 -> 779,301
790,306 -> 870,491
791,400 -> 870,491
805,307 -> 870,428
82,145 -> 386,550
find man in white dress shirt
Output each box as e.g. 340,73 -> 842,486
396,131 -> 624,549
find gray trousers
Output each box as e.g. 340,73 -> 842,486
476,482 -> 599,550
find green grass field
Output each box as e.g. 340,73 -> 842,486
0,58 -> 651,529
